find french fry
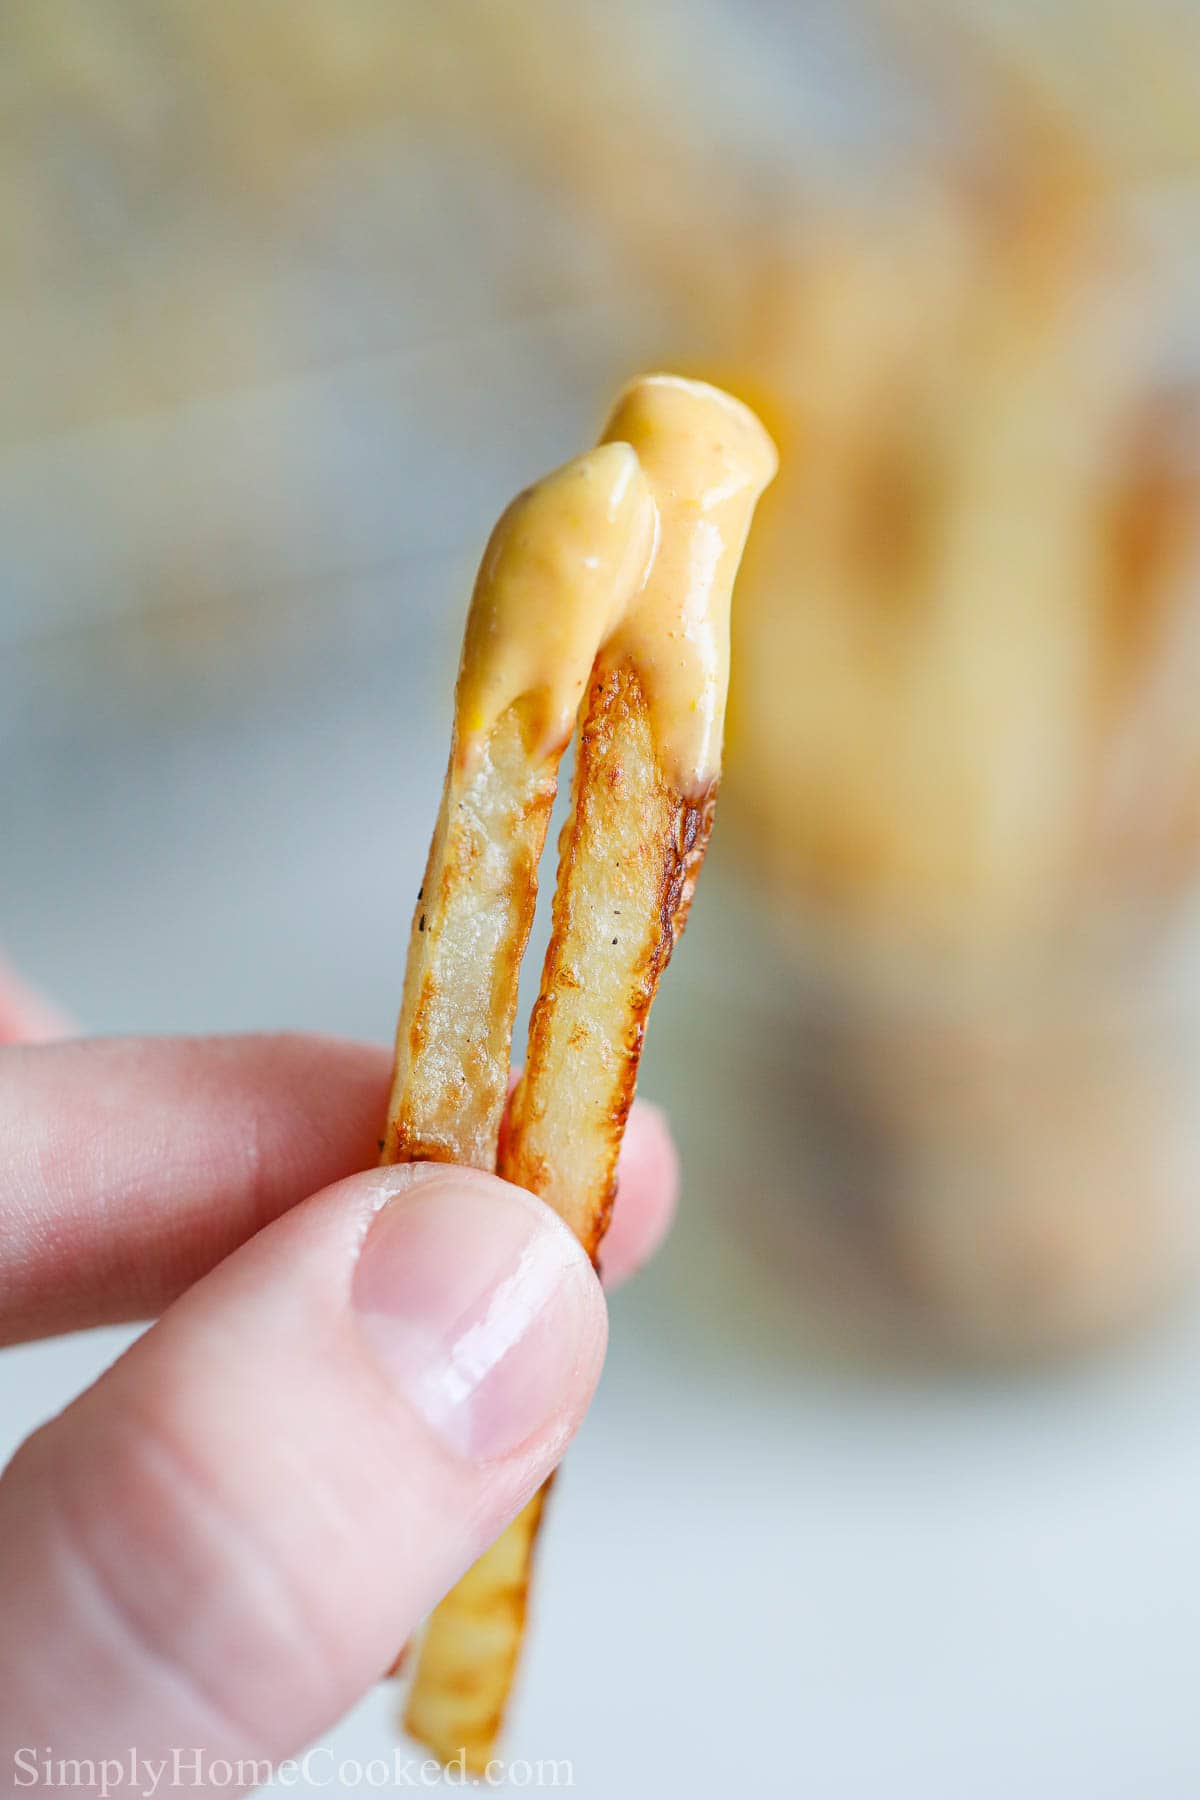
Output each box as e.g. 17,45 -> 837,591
398,1486 -> 551,1770
379,702 -> 555,1172
404,375 -> 777,1770
402,670 -> 714,1771
377,441 -> 655,1696
380,443 -> 657,1171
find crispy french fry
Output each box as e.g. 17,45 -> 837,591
380,435 -> 657,1757
381,444 -> 657,1170
399,1486 -> 551,1770
380,703 -> 556,1171
403,671 -> 713,1771
507,661 -> 715,1251
404,376 -> 777,1772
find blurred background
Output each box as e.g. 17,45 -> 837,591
5,1 -> 1200,1793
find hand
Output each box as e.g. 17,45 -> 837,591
0,1002 -> 677,1774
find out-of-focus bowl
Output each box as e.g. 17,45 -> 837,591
729,910 -> 1200,1360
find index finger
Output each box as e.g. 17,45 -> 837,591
0,1035 -> 678,1345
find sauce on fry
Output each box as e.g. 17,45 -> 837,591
601,374 -> 778,790
455,375 -> 777,792
455,442 -> 656,766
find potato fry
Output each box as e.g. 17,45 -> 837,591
403,671 -> 712,1770
401,1487 -> 551,1771
404,376 -> 776,1771
381,444 -> 657,1170
380,703 -> 556,1171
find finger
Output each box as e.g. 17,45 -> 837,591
0,953 -> 74,1044
600,1099 -> 679,1287
1,1037 -> 678,1344
0,1163 -> 607,1771
0,1034 -> 388,1345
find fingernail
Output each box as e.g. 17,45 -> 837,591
352,1169 -> 605,1463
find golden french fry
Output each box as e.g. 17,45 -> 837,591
380,703 -> 556,1171
404,376 -> 777,1771
400,1487 -> 551,1770
381,444 -> 656,1170
382,435 -> 657,1763
404,672 -> 712,1773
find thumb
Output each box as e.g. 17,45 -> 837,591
0,1164 -> 606,1770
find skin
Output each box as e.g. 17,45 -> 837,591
0,964 -> 678,1775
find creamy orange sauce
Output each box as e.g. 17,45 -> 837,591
600,375 -> 778,789
455,442 -> 656,764
455,375 -> 777,791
